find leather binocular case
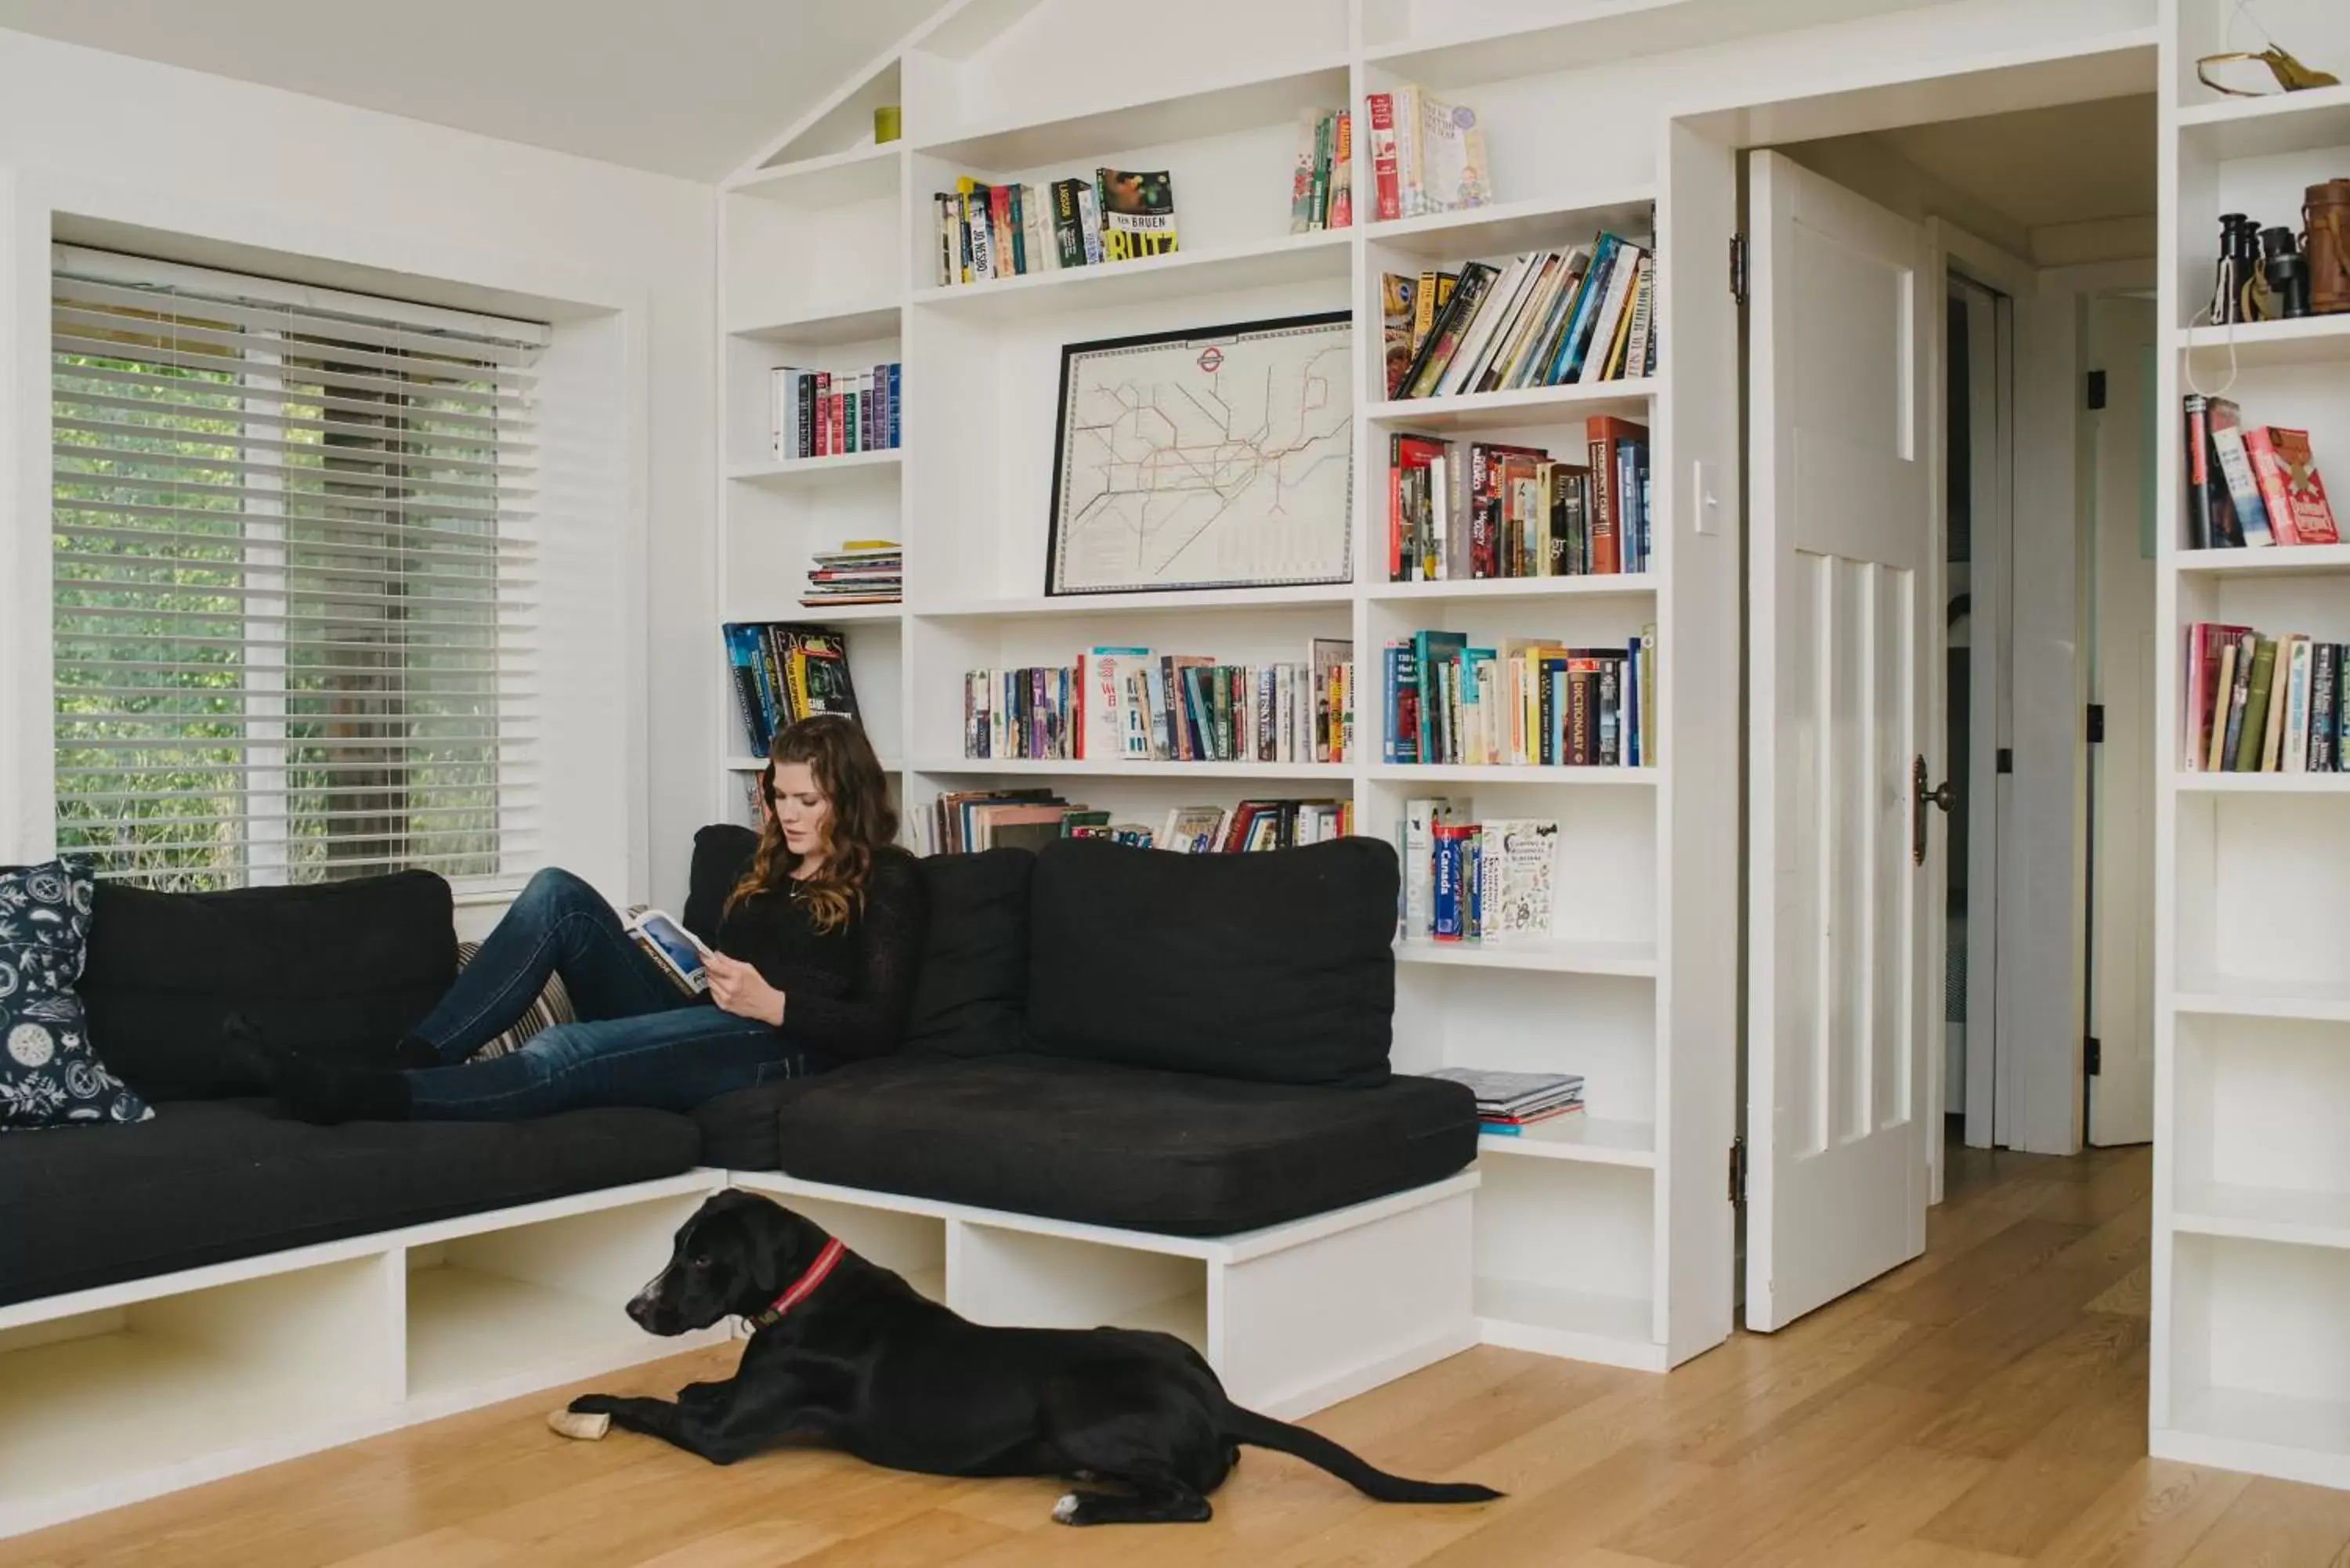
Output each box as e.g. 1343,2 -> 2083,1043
2310,179 -> 2350,316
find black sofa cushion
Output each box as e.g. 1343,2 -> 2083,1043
1025,837 -> 1399,1088
79,872 -> 457,1102
0,1098 -> 702,1306
768,1053 -> 1477,1235
682,823 -> 758,948
903,848 -> 1032,1058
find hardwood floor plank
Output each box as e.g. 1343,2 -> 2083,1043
2022,1458 -> 2249,1567
2174,1477 -> 2350,1568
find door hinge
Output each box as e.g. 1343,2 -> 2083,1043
1997,747 -> 2014,774
2085,1036 -> 2102,1075
1728,1136 -> 1748,1205
2085,370 -> 2107,410
1730,233 -> 1749,305
2086,703 -> 2106,743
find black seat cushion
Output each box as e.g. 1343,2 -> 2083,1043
769,1053 -> 1477,1234
691,1080 -> 797,1169
1025,837 -> 1399,1088
79,872 -> 458,1102
0,1099 -> 702,1306
903,848 -> 1032,1058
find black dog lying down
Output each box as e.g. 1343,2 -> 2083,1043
567,1190 -> 1500,1526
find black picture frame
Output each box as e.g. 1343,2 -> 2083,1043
1044,309 -> 1354,597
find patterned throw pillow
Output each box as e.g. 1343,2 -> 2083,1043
0,858 -> 153,1130
456,941 -> 577,1061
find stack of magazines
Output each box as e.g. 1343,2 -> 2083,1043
801,540 -> 900,608
1428,1067 -> 1585,1135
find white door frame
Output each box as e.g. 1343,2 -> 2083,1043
1678,39 -> 2149,1233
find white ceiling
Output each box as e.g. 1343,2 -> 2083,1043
0,0 -> 945,181
1873,95 -> 2158,228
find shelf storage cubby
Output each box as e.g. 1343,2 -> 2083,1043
715,0 -> 1741,1372
2155,0 -> 2350,1487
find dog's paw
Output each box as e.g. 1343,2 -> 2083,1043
566,1393 -> 621,1415
1052,1493 -> 1083,1526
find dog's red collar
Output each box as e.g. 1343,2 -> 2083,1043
747,1237 -> 844,1328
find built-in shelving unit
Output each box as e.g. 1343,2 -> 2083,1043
2153,0 -> 2350,1489
715,0 -> 1739,1375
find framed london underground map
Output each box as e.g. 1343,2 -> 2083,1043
1045,312 -> 1354,595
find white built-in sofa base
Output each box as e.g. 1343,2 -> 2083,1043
0,1166 -> 1479,1538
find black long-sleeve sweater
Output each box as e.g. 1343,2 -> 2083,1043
713,847 -> 927,1064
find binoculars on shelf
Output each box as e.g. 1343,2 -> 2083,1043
2212,179 -> 2350,324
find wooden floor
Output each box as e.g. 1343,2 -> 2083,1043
10,1140 -> 2350,1567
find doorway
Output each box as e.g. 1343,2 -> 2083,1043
1720,81 -> 2161,1330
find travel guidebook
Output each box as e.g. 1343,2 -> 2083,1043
626,909 -> 714,996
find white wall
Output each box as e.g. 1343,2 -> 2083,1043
0,27 -> 716,911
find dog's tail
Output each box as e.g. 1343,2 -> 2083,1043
1221,1407 -> 1501,1505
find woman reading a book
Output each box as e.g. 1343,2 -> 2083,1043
243,716 -> 927,1122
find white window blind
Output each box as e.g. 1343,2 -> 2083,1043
51,250 -> 549,891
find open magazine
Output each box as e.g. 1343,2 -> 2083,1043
626,909 -> 714,996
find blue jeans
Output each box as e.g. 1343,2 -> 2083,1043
401,867 -> 814,1120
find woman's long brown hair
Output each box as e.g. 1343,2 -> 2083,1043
726,716 -> 895,933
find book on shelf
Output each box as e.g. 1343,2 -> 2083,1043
1424,1067 -> 1585,1131
801,539 -> 901,609
769,363 -> 902,461
1384,237 -> 1654,402
721,622 -> 862,756
1387,417 -> 1650,583
1383,623 -> 1656,768
1399,807 -> 1560,943
1287,108 -> 1355,234
2184,395 -> 2340,550
1365,85 -> 1493,221
938,170 -> 1175,285
2183,620 -> 2350,772
915,792 -> 1350,857
963,641 -> 1354,764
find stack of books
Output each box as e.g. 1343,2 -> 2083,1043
1427,1068 -> 1585,1136
962,641 -> 1354,764
801,540 -> 901,608
1381,237 -> 1654,402
721,623 -> 860,756
1388,417 -> 1650,581
933,168 -> 1176,284
1365,85 -> 1492,219
770,363 -> 900,459
2183,620 -> 2350,772
2182,395 -> 2338,549
1287,108 -> 1354,232
1395,803 -> 1560,943
1383,626 -> 1656,768
918,790 -> 1350,856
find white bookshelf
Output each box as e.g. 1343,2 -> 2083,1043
715,0 -> 1740,1374
2153,0 -> 2350,1488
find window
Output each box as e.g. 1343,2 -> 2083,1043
50,249 -> 548,891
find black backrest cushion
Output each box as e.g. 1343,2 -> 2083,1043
1025,837 -> 1397,1087
683,823 -> 758,948
902,848 -> 1033,1058
78,872 -> 457,1101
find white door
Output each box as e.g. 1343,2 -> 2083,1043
1746,152 -> 1936,1332
2086,298 -> 2157,1147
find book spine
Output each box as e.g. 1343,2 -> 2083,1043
2209,406 -> 2276,546
1367,92 -> 1401,222
1076,182 -> 1105,265
2243,426 -> 2303,545
2286,638 -> 2313,772
1589,429 -> 1618,574
2183,395 -> 2215,551
1053,179 -> 1086,268
2316,643 -> 2340,771
1431,825 -> 1466,941
1308,111 -> 1332,231
1329,108 -> 1353,229
1289,110 -> 1319,234
888,363 -> 902,450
